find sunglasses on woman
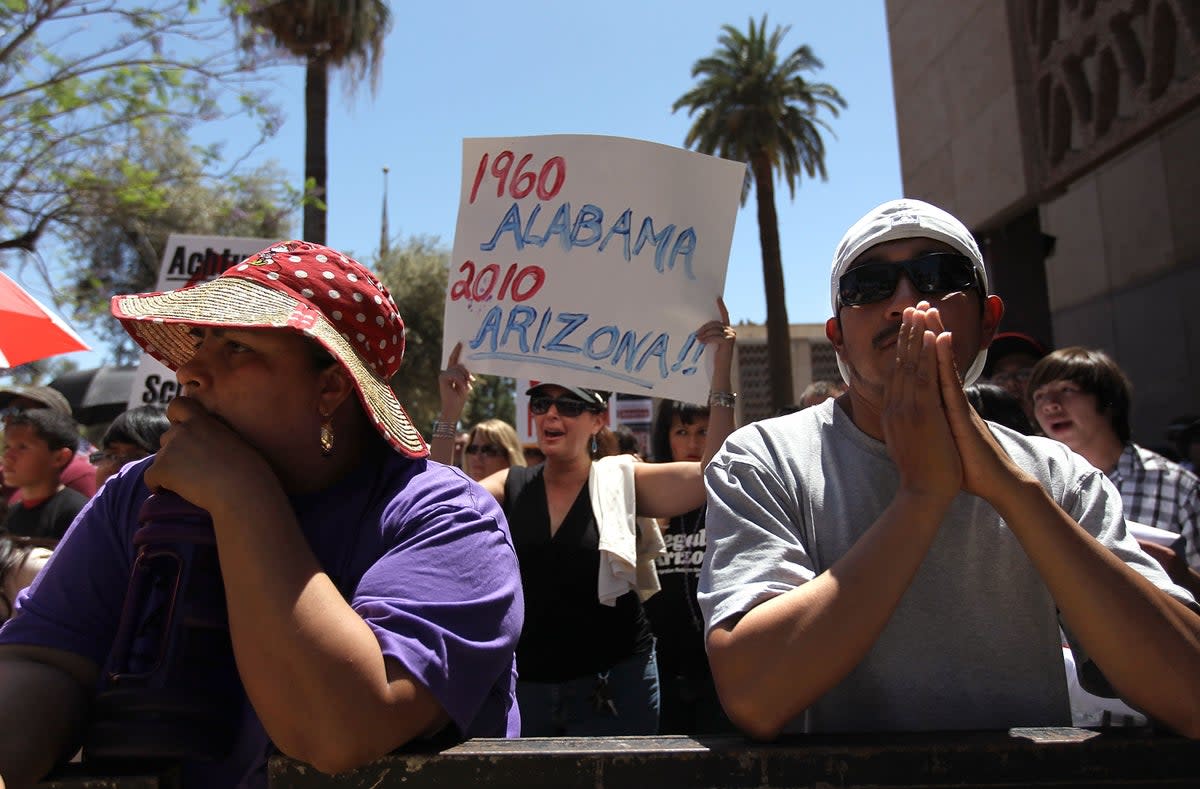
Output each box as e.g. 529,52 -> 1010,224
529,396 -> 599,418
465,444 -> 504,457
838,252 -> 979,307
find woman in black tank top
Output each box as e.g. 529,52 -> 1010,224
433,305 -> 736,735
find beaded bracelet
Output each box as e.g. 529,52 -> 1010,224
708,391 -> 737,409
432,420 -> 458,440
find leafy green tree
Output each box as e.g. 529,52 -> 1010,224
371,236 -> 515,436
372,235 -> 450,436
674,15 -> 845,412
463,374 -> 516,430
0,0 -> 279,257
60,120 -> 298,364
235,0 -> 392,244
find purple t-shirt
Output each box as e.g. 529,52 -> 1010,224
0,448 -> 523,788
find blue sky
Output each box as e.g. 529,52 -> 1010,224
35,0 -> 902,369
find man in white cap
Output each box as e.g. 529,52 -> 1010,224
699,199 -> 1200,739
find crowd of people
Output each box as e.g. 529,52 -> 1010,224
0,199 -> 1196,788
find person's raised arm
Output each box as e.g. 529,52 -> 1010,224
932,326 -> 1200,737
634,298 -> 737,518
430,341 -> 473,465
0,646 -> 96,789
701,297 -> 737,468
706,309 -> 961,739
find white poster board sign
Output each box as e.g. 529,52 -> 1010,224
443,134 -> 744,405
126,234 -> 276,409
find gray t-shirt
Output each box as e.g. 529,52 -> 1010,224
700,399 -> 1193,733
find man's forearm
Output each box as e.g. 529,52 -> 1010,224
708,490 -> 950,739
991,476 -> 1200,736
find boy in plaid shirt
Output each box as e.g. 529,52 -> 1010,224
1028,347 -> 1200,570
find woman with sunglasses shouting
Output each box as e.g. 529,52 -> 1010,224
435,299 -> 736,736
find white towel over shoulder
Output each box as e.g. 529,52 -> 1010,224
589,454 -> 666,606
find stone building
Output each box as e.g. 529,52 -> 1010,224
886,0 -> 1199,447
732,323 -> 839,424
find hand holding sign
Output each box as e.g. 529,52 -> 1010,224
696,296 -> 736,407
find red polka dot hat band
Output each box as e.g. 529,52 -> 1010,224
111,240 -> 428,457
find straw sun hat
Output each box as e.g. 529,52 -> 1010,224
111,240 -> 427,458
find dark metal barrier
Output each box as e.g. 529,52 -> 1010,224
271,729 -> 1197,788
38,763 -> 177,789
39,728 -> 1200,788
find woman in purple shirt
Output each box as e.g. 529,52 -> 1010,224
0,241 -> 523,789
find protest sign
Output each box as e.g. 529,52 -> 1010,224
126,234 -> 276,409
443,134 -> 744,404
614,397 -> 654,425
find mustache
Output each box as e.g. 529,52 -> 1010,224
872,323 -> 901,349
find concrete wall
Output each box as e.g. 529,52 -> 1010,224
887,0 -> 1200,450
1040,106 -> 1200,447
733,322 -> 831,422
887,0 -> 1030,228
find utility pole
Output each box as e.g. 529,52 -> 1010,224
380,166 -> 390,258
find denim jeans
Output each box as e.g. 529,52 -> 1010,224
517,642 -> 659,736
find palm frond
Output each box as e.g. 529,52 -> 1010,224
672,13 -> 845,199
238,0 -> 392,94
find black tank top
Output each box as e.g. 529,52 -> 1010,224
504,464 -> 652,682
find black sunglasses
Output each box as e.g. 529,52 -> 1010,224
990,368 -> 1033,387
89,450 -> 148,465
529,396 -> 598,418
465,444 -> 504,457
839,252 -> 979,307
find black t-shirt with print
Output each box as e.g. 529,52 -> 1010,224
504,464 -> 652,682
3,487 -> 89,540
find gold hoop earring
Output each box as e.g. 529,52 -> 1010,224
319,412 -> 334,457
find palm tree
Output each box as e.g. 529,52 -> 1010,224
674,16 -> 845,413
236,1 -> 392,244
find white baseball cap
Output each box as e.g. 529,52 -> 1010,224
829,199 -> 991,386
